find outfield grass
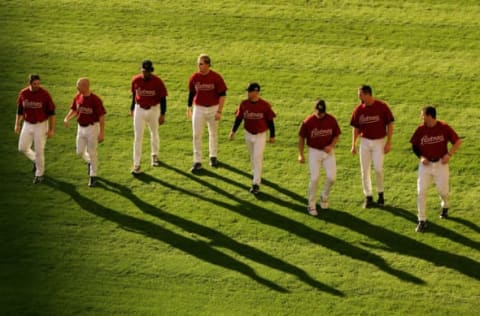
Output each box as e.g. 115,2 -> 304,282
1,0 -> 479,315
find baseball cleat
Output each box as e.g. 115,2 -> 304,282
151,155 -> 161,167
33,176 -> 44,184
415,220 -> 427,233
320,196 -> 329,210
363,196 -> 374,209
190,162 -> 202,173
249,184 -> 260,195
440,208 -> 449,219
209,157 -> 219,168
377,192 -> 384,206
88,176 -> 97,187
131,165 -> 142,175
307,207 -> 318,217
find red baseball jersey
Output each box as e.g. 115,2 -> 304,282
188,70 -> 227,106
70,92 -> 106,126
235,98 -> 276,134
410,121 -> 460,160
299,113 -> 341,150
17,87 -> 55,123
350,100 -> 394,139
131,74 -> 168,108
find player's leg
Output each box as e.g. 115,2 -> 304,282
206,106 -> 219,161
32,121 -> 48,177
372,138 -> 386,203
86,124 -> 99,177
308,147 -> 322,212
359,138 -> 373,199
192,105 -> 206,164
133,106 -> 146,168
252,132 -> 267,186
417,163 -> 433,222
245,132 -> 255,180
321,151 -> 337,208
76,126 -> 88,162
433,163 -> 450,216
146,105 -> 160,163
18,122 -> 36,163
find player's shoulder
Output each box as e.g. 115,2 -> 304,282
131,73 -> 143,81
325,113 -> 338,121
303,114 -> 316,123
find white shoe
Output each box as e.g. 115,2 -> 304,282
131,165 -> 142,175
320,196 -> 328,210
307,207 -> 318,216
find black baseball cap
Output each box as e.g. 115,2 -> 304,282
246,82 -> 260,92
315,99 -> 326,113
141,60 -> 154,72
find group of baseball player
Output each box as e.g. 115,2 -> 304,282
14,54 -> 462,233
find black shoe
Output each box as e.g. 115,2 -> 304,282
88,176 -> 97,187
415,220 -> 427,233
87,163 -> 91,175
210,157 -> 219,168
249,184 -> 260,195
33,176 -> 44,184
377,192 -> 384,206
151,155 -> 161,167
440,208 -> 449,219
363,196 -> 374,208
32,162 -> 36,173
190,162 -> 202,173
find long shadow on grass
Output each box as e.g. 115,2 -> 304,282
43,177 -> 288,293
160,163 -> 424,284
97,176 -> 342,296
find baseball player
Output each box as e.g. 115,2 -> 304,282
14,74 -> 56,184
187,54 -> 227,172
130,60 -> 168,175
410,106 -> 461,233
298,100 -> 341,216
350,85 -> 394,208
229,83 -> 276,195
64,78 -> 106,187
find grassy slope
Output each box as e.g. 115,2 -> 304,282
0,0 -> 479,315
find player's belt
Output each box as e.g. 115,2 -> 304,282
428,158 -> 440,163
137,103 -> 158,110
79,123 -> 94,127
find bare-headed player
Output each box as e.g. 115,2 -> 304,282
14,74 -> 56,184
229,82 -> 276,195
64,78 -> 106,187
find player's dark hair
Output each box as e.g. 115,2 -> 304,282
315,99 -> 326,113
199,54 -> 211,65
423,106 -> 436,119
359,85 -> 372,95
29,74 -> 41,84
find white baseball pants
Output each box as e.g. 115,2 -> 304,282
308,147 -> 336,209
77,123 -> 100,176
245,131 -> 267,185
133,104 -> 160,167
359,137 -> 385,196
192,105 -> 219,163
18,121 -> 48,177
417,161 -> 449,221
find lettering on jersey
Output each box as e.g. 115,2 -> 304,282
136,89 -> 156,97
77,105 -> 93,115
195,83 -> 215,92
23,100 -> 43,109
420,134 -> 445,145
359,114 -> 380,125
311,128 -> 333,138
244,111 -> 264,120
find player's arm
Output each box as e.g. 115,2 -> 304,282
63,109 -> 77,127
229,116 -> 242,140
442,138 -> 462,164
98,114 -> 105,143
384,122 -> 394,154
47,114 -> 56,138
267,120 -> 275,143
130,92 -> 136,117
325,135 -> 339,154
15,104 -> 24,134
298,136 -> 306,163
186,91 -> 195,119
351,127 -> 360,155
215,92 -> 226,120
159,97 -> 167,125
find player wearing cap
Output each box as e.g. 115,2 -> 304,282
130,60 -> 168,175
350,85 -> 394,208
64,78 -> 106,187
298,100 -> 341,216
229,83 -> 276,195
187,54 -> 227,172
14,74 -> 56,184
410,106 -> 461,233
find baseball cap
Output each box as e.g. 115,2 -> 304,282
246,82 -> 261,92
141,60 -> 154,72
315,99 -> 326,113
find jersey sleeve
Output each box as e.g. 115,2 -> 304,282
215,74 -> 227,95
235,102 -> 245,119
332,117 -> 341,137
445,124 -> 460,144
265,103 -> 276,121
383,103 -> 395,123
131,77 -> 136,94
45,91 -> 56,115
157,78 -> 168,99
350,107 -> 359,128
410,127 -> 421,145
299,121 -> 308,138
70,97 -> 77,111
16,92 -> 24,115
96,95 -> 107,116
188,74 -> 196,93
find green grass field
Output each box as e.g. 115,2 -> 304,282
1,0 -> 479,315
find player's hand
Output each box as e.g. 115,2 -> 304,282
47,130 -> 54,138
441,154 -> 450,164
186,108 -> 193,120
324,145 -> 333,153
298,154 -> 305,164
98,132 -> 105,143
384,142 -> 391,154
421,157 -> 429,165
215,112 -> 222,121
229,131 -> 235,140
159,115 -> 166,125
351,146 -> 357,155
14,125 -> 20,134
64,119 -> 69,128
130,111 -> 134,118
268,137 -> 275,144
